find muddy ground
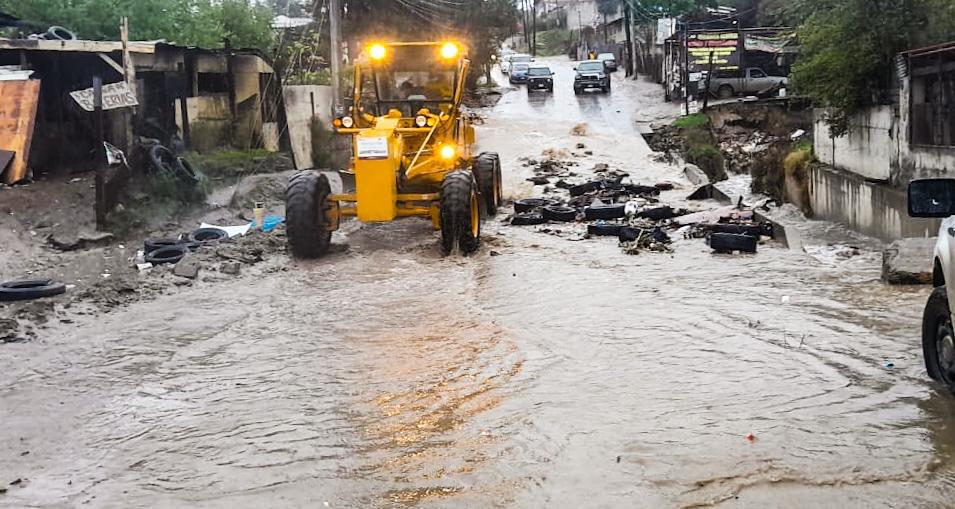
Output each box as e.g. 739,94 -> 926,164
1,57 -> 952,509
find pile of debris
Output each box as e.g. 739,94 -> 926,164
509,158 -> 774,255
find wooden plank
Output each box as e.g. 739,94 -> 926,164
0,80 -> 40,184
0,39 -> 157,54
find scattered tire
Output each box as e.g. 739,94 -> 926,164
286,170 -> 333,258
708,223 -> 762,237
0,279 -> 67,302
709,232 -> 758,253
144,245 -> 188,265
625,184 -> 661,195
584,203 -> 626,220
639,206 -> 678,221
511,212 -> 546,226
188,227 -> 229,244
514,198 -> 554,213
618,226 -> 646,242
148,145 -> 177,175
175,157 -> 201,184
923,286 -> 955,394
45,26 -> 76,41
569,181 -> 600,197
474,152 -> 502,216
144,238 -> 181,254
542,205 -> 578,222
440,170 -> 481,254
587,223 -> 623,236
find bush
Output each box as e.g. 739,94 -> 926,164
673,113 -> 709,129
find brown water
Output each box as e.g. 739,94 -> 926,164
3,58 -> 954,509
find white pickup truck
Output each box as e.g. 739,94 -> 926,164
908,178 -> 955,393
707,67 -> 789,99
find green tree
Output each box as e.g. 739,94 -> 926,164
791,0 -> 933,135
0,0 -> 273,49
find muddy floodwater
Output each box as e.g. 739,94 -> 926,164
3,58 -> 955,508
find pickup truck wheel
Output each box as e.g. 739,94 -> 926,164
923,286 -> 955,392
574,86 -> 582,95
718,84 -> 734,99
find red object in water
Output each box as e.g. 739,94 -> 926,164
745,433 -> 756,441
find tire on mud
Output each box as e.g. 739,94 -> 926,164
440,170 -> 481,255
285,171 -> 332,258
922,286 -> 955,394
475,152 -> 502,216
709,232 -> 758,253
542,205 -> 578,222
0,279 -> 67,302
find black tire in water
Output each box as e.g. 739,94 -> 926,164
474,152 -> 502,216
285,171 -> 332,258
440,170 -> 481,255
923,286 -> 955,394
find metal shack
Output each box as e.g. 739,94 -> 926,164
0,38 -> 286,183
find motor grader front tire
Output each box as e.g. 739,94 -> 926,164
474,152 -> 502,216
286,171 -> 332,258
440,170 -> 481,255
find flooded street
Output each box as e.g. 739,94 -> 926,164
4,57 -> 955,508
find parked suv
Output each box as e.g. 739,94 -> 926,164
908,178 -> 955,393
573,60 -> 610,94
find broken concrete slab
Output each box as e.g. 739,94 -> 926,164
46,231 -> 114,251
883,237 -> 935,285
220,261 -> 241,275
173,256 -> 201,279
684,164 -> 710,187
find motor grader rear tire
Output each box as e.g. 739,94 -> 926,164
286,171 -> 332,258
440,171 -> 481,255
475,152 -> 502,216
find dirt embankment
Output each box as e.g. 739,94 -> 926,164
646,100 -> 814,212
0,154 -> 296,343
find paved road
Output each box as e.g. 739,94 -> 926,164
2,57 -> 952,508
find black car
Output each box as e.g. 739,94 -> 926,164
526,66 -> 554,93
573,60 -> 611,94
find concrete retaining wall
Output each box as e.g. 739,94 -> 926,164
809,164 -> 939,241
813,106 -> 897,181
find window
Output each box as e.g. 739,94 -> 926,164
197,73 -> 229,94
750,69 -> 766,78
910,60 -> 955,147
528,67 -> 551,76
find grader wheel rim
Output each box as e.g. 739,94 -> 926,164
470,191 -> 480,237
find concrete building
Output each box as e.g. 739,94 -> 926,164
810,41 -> 955,240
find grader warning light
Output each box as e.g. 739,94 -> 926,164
369,43 -> 387,60
285,41 -> 502,258
439,144 -> 457,160
440,42 -> 460,59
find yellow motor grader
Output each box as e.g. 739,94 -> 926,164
285,41 -> 502,257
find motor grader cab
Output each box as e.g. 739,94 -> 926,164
285,41 -> 502,257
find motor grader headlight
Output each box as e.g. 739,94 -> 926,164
440,42 -> 460,60
369,43 -> 387,60
340,116 -> 354,128
415,115 -> 428,128
439,144 -> 456,160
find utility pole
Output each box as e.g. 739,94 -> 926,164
531,0 -> 537,57
329,0 -> 342,113
522,0 -> 530,51
623,2 -> 634,77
